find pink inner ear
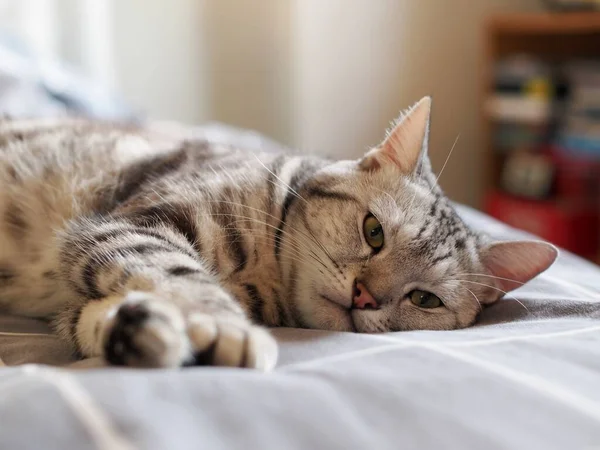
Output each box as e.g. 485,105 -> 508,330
359,97 -> 431,174
482,241 -> 558,293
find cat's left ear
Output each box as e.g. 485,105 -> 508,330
359,96 -> 431,174
478,240 -> 558,304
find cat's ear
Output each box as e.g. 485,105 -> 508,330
359,96 -> 431,174
478,240 -> 558,304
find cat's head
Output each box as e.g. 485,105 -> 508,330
286,97 -> 557,332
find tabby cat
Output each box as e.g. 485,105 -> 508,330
0,97 -> 557,369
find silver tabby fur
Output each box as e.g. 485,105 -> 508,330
0,98 -> 557,369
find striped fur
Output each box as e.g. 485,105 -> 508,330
0,99 -> 557,369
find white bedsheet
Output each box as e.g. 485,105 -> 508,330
1,205 -> 600,450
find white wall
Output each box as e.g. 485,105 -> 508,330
0,0 -> 59,60
0,0 -> 544,206
110,0 -> 209,123
202,0 -> 292,143
291,0 -> 406,156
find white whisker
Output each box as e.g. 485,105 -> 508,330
203,199 -> 324,258
247,165 -> 341,268
372,186 -> 396,205
251,152 -> 308,204
456,273 -> 525,286
457,273 -> 600,301
452,279 -> 530,313
431,133 -> 460,192
464,287 -> 483,312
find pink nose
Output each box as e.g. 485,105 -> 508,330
353,282 -> 379,309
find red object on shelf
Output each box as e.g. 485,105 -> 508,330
550,148 -> 600,202
484,190 -> 599,258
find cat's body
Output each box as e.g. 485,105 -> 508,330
0,99 -> 557,369
0,118 -> 291,323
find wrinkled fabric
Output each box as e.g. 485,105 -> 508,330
1,205 -> 599,450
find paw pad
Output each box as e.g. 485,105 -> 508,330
102,293 -> 187,368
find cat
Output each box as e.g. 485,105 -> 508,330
0,97 -> 557,369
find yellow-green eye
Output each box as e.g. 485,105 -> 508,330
409,290 -> 443,309
363,214 -> 384,250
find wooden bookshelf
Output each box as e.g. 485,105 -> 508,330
486,14 -> 600,62
489,12 -> 600,35
483,11 -> 600,189
482,12 -> 600,264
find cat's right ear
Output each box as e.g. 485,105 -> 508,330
359,96 -> 431,175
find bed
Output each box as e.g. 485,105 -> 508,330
1,42 -> 600,450
1,132 -> 600,449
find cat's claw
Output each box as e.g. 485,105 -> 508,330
186,314 -> 278,371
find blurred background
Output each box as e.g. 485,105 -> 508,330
1,0 -> 600,262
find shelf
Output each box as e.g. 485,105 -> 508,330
489,12 -> 600,35
481,12 -> 600,262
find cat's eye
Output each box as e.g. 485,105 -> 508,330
363,214 -> 384,250
408,290 -> 443,309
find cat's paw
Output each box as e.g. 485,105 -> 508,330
186,314 -> 278,371
100,292 -> 278,370
102,292 -> 189,368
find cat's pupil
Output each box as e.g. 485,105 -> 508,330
370,226 -> 381,237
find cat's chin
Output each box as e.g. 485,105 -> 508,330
306,296 -> 355,332
350,309 -> 387,333
316,295 -> 387,333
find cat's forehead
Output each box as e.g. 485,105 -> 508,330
357,169 -> 434,216
406,198 -> 478,267
320,161 -> 418,198
316,162 -> 472,247
363,173 -> 477,264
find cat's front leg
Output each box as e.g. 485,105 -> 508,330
54,216 -> 278,370
75,290 -> 277,369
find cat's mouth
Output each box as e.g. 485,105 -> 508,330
319,295 -> 357,332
